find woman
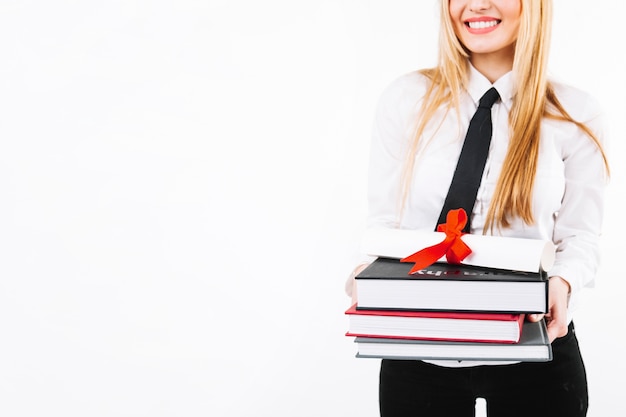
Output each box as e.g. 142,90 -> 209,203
347,0 -> 609,416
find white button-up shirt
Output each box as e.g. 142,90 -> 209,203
364,65 -> 607,366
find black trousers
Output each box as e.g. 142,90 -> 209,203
379,322 -> 588,417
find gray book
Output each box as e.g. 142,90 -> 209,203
354,319 -> 552,362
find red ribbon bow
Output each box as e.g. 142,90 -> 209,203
400,208 -> 473,274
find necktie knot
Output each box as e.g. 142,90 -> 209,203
478,87 -> 500,109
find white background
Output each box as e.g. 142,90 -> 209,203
0,1 -> 623,416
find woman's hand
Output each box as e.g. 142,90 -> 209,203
345,263 -> 371,305
527,276 -> 571,342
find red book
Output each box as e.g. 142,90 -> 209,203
345,304 -> 525,343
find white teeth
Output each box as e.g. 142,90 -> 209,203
468,20 -> 499,29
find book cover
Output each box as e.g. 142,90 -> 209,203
345,304 -> 524,343
355,257 -> 548,313
354,319 -> 552,362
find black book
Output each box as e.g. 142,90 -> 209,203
355,257 -> 548,313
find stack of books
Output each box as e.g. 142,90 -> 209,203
346,257 -> 553,362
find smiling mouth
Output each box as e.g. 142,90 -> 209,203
466,20 -> 501,29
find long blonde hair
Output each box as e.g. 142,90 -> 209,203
402,0 -> 609,231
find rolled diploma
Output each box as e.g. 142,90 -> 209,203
361,228 -> 555,273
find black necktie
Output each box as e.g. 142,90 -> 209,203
436,87 -> 500,232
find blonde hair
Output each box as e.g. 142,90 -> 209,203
401,0 -> 609,231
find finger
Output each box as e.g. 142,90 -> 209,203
546,317 -> 569,342
545,307 -> 567,342
526,313 -> 545,322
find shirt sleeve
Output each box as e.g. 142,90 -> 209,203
366,73 -> 424,231
548,94 -> 609,295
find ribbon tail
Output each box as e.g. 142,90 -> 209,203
401,241 -> 451,274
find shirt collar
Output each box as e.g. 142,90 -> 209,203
467,63 -> 514,108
